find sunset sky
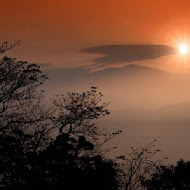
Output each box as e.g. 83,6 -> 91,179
3,0 -> 190,164
2,0 -> 190,71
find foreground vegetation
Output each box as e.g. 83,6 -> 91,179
0,42 -> 190,189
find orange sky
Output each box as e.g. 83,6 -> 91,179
1,0 -> 190,68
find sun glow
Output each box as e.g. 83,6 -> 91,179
179,44 -> 189,55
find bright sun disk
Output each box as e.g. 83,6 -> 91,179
179,44 -> 189,55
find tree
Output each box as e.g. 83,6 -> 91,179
53,87 -> 122,156
0,41 -> 20,54
13,133 -> 120,190
0,86 -> 121,189
0,42 -> 121,189
53,87 -> 110,136
0,42 -> 57,189
0,54 -> 55,151
117,140 -> 165,190
142,159 -> 190,190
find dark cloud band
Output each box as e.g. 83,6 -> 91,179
83,45 -> 177,68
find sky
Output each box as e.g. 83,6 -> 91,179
2,0 -> 190,70
2,0 -> 190,162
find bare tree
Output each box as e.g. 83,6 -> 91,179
117,140 -> 166,190
0,41 -> 20,54
53,87 -> 110,135
52,87 -> 122,157
0,42 -> 55,153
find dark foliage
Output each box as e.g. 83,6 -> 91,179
0,43 -> 120,189
0,133 -> 119,190
142,159 -> 190,190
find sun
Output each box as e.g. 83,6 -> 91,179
179,44 -> 189,55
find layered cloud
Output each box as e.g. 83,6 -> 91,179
83,45 -> 177,69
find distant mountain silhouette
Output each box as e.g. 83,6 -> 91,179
111,101 -> 190,124
44,64 -> 190,109
45,64 -> 169,82
89,64 -> 169,79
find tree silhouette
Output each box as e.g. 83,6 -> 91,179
142,159 -> 190,190
53,87 -> 121,157
0,41 -> 20,54
0,55 -> 55,151
53,87 -> 110,135
0,44 -> 121,189
116,140 -> 165,190
14,134 -> 120,190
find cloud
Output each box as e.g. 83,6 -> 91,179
82,45 -> 177,69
